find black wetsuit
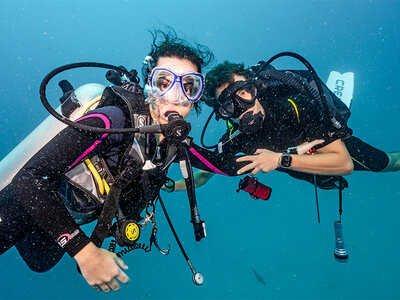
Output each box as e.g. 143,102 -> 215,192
218,93 -> 389,188
0,89 -> 241,272
343,136 -> 389,172
0,108 -> 122,271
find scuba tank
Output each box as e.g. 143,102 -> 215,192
0,83 -> 105,192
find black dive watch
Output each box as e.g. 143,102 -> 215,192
279,152 -> 292,168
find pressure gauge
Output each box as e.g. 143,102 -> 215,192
192,272 -> 204,286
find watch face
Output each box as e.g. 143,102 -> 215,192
280,154 -> 292,168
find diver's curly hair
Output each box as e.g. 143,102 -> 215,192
202,61 -> 254,108
142,27 -> 214,113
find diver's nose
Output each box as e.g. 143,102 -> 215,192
170,84 -> 184,101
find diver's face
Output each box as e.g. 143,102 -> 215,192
148,57 -> 197,125
216,74 -> 247,98
216,74 -> 265,121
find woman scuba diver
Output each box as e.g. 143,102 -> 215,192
0,28 -> 230,293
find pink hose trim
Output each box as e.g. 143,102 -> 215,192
189,147 -> 228,176
66,114 -> 110,171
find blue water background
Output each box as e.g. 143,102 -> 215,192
1,0 -> 400,299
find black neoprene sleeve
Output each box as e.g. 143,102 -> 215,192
188,142 -> 246,176
12,116 -> 109,257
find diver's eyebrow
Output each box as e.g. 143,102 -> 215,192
183,77 -> 194,83
157,74 -> 171,82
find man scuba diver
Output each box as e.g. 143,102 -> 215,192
0,29 -> 243,293
180,59 -> 400,191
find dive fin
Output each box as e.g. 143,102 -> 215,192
326,71 -> 354,110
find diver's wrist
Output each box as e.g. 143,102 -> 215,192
74,242 -> 98,262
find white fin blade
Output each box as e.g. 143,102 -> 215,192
326,71 -> 354,109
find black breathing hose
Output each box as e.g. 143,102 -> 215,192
200,110 -> 219,149
262,52 -> 344,128
39,62 -> 162,134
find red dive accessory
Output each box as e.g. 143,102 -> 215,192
237,176 -> 272,200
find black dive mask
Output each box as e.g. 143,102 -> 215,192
217,80 -> 258,120
239,111 -> 265,134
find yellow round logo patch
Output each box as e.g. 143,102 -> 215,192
125,222 -> 140,241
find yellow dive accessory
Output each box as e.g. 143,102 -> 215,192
84,158 -> 110,196
287,98 -> 300,124
125,222 -> 141,242
76,96 -> 102,119
117,219 -> 141,246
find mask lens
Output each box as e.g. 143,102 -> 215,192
219,98 -> 235,120
235,85 -> 257,102
218,81 -> 258,119
151,69 -> 175,95
182,74 -> 204,101
150,68 -> 204,102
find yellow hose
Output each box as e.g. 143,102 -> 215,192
76,96 -> 102,119
84,158 -> 110,195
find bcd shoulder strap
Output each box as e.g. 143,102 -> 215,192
89,82 -> 151,247
97,83 -> 151,182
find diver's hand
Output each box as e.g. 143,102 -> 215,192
74,242 -> 130,293
236,149 -> 281,175
295,139 -> 324,155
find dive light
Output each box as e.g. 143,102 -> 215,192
333,220 -> 349,262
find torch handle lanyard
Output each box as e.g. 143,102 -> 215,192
313,175 -> 321,223
338,179 -> 343,222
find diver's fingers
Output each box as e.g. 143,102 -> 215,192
92,284 -> 101,292
251,167 -> 261,175
254,149 -> 267,155
297,139 -> 325,155
236,155 -> 256,163
306,139 -> 324,148
114,257 -> 130,285
115,256 -> 129,271
116,270 -> 130,285
99,283 -> 112,293
106,279 -> 121,291
237,162 -> 257,175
